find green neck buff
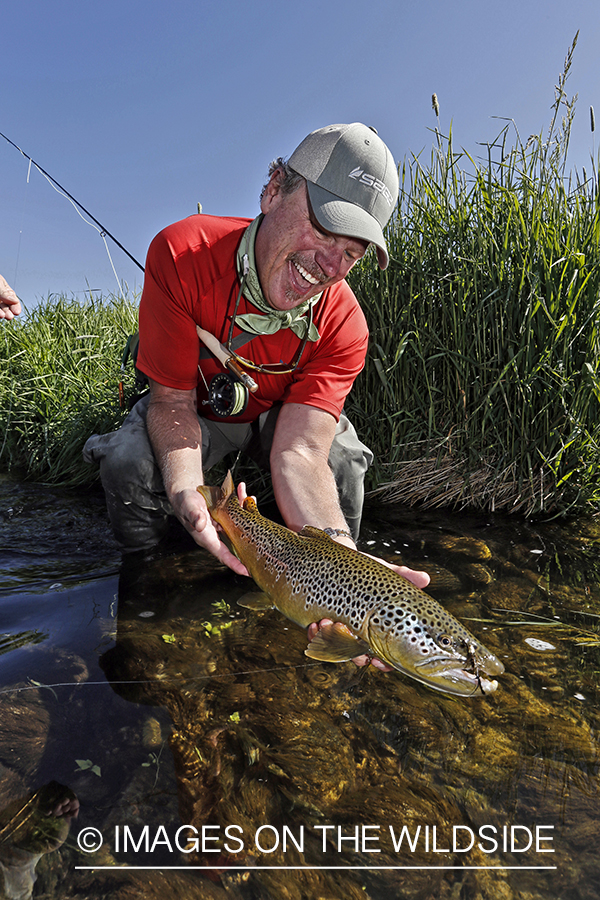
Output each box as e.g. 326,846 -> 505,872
235,215 -> 321,341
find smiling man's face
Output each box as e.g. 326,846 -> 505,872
254,171 -> 369,311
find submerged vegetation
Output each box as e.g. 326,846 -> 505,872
348,33 -> 600,515
3,36 -> 600,514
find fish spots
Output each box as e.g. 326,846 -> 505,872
365,596 -> 472,662
221,491 -> 496,683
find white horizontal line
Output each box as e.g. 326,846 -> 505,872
74,865 -> 557,871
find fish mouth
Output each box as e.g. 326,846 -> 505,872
413,655 -> 503,696
439,667 -> 500,696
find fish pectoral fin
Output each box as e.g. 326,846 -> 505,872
237,591 -> 275,611
305,623 -> 371,663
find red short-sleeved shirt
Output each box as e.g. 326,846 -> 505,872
136,214 -> 368,423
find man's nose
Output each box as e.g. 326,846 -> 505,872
315,245 -> 345,280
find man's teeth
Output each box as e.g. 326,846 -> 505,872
293,261 -> 319,285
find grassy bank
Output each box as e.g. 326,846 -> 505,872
3,39 -> 600,513
0,294 -> 138,484
347,35 -> 600,515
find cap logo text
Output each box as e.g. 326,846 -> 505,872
348,167 -> 394,206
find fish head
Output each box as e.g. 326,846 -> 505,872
366,593 -> 504,697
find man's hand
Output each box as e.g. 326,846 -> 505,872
174,483 -> 249,577
0,274 -> 21,319
46,795 -> 80,821
367,558 -> 430,590
308,559 -> 430,671
145,380 -> 250,576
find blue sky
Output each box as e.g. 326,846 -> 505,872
2,0 -> 599,308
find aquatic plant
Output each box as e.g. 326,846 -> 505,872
74,758 -> 101,777
348,33 -> 600,515
0,292 -> 138,484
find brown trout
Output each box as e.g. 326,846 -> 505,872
197,473 -> 504,697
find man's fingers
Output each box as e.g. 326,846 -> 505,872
0,276 -> 21,319
184,499 -> 249,576
396,565 -> 430,589
308,618 -> 333,642
360,551 -> 430,589
217,545 -> 249,577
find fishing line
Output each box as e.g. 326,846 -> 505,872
12,157 -> 32,289
33,164 -> 126,297
0,130 -> 145,290
0,662 -> 327,697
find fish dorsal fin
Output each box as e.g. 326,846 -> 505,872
305,623 -> 371,663
237,591 -> 274,611
299,525 -> 333,541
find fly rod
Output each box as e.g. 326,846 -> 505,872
0,130 -> 145,272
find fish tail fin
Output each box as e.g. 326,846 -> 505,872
197,470 -> 236,511
221,470 -> 235,501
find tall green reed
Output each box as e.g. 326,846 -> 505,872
0,293 -> 138,485
348,34 -> 600,515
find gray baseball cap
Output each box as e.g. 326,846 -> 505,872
288,123 -> 399,269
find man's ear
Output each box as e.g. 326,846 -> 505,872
260,168 -> 284,214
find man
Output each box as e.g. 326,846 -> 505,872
84,124 -> 429,635
0,274 -> 21,319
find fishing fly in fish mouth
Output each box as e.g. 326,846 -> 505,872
198,473 -> 505,698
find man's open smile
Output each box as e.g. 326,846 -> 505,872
255,176 -> 368,312
291,257 -> 322,287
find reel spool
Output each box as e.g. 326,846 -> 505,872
205,372 -> 249,417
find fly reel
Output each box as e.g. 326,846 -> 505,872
203,372 -> 249,417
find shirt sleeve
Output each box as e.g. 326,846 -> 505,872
136,228 -> 201,391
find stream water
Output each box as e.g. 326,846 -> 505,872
0,476 -> 599,900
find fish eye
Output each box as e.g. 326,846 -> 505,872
437,633 -> 453,649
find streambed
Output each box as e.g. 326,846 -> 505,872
0,477 -> 599,899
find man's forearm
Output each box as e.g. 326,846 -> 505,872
143,385 -> 248,574
146,397 -> 205,501
271,449 -> 356,547
269,403 -> 356,547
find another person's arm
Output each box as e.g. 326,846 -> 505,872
0,274 -> 21,319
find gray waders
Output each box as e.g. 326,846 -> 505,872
83,394 -> 373,552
